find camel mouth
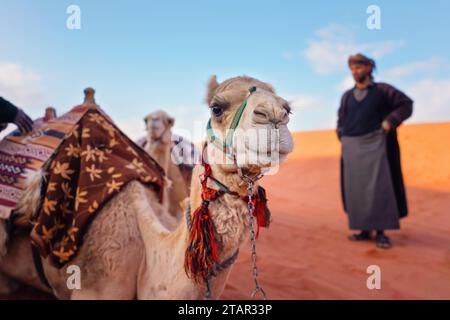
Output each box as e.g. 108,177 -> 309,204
231,125 -> 293,168
234,148 -> 290,178
244,136 -> 293,166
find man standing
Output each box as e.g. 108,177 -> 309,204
337,53 -> 413,249
0,97 -> 33,134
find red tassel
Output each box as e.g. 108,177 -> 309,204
184,152 -> 272,283
243,186 -> 271,238
256,186 -> 271,228
184,202 -> 219,283
184,161 -> 221,283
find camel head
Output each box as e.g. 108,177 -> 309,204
144,110 -> 174,144
205,75 -> 294,176
181,76 -> 294,296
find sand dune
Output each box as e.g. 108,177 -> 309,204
222,122 -> 450,300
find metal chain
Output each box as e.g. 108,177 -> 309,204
205,277 -> 212,300
246,180 -> 267,300
190,165 -> 267,300
204,181 -> 267,300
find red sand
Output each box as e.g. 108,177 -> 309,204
2,123 -> 449,300
222,122 -> 450,299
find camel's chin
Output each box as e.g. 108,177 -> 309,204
277,151 -> 289,164
237,147 -> 290,166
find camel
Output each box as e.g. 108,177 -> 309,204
0,75 -> 293,299
138,110 -> 192,220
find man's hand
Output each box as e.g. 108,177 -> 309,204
382,120 -> 392,133
13,109 -> 33,134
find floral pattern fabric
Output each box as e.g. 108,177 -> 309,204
30,108 -> 164,267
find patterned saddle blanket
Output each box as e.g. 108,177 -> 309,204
0,103 -> 164,267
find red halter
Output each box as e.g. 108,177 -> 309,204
184,152 -> 271,284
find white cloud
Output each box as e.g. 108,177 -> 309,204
408,79 -> 450,123
330,57 -> 450,87
384,57 -> 449,80
283,93 -> 337,131
304,24 -> 403,74
115,118 -> 146,141
288,95 -> 326,110
0,61 -> 45,107
382,58 -> 450,123
336,76 -> 354,92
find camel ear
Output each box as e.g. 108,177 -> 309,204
206,75 -> 220,106
144,115 -> 150,126
167,116 -> 175,128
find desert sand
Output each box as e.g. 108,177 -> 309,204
1,122 -> 449,300
222,122 -> 450,299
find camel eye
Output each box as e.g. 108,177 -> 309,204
211,105 -> 223,117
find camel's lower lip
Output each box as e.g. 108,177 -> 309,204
236,152 -> 288,173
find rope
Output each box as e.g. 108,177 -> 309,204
187,86 -> 270,300
207,86 -> 257,158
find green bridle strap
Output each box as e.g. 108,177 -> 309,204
207,86 -> 257,157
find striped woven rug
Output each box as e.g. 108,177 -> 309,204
0,105 -> 90,219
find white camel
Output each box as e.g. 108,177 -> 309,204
0,75 -> 293,299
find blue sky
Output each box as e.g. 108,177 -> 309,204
1,0 -> 449,140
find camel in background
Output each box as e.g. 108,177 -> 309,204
136,110 -> 197,220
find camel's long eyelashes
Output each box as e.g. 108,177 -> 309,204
210,105 -> 224,118
209,97 -> 228,119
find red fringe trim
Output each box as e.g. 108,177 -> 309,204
184,159 -> 271,283
184,202 -> 219,283
184,162 -> 221,283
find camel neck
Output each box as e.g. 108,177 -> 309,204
179,163 -> 249,298
158,196 -> 237,299
209,164 -> 255,196
146,138 -> 171,172
200,143 -> 258,196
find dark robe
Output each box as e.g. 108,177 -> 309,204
337,82 -> 413,220
0,97 -> 18,123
